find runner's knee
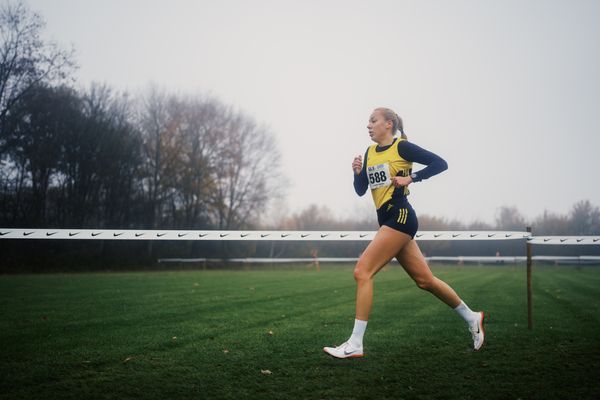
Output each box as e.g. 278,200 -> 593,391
353,260 -> 372,283
414,276 -> 435,291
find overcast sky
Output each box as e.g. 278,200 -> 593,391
27,0 -> 600,224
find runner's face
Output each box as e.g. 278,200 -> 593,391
367,111 -> 392,143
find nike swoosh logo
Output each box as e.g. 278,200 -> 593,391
260,234 -> 269,238
114,232 -> 124,237
434,234 -> 442,238
488,233 -> 496,238
452,234 -> 460,238
359,234 -> 368,238
281,234 -> 290,237
178,233 -> 188,237
340,234 -> 349,238
92,232 -> 102,237
416,234 -> 423,238
156,233 -> 166,237
344,349 -> 358,355
24,231 -> 34,236
199,234 -> 208,237
470,234 -> 478,237
0,231 -> 10,236
135,233 -> 144,237
241,234 -> 249,237
69,232 -> 79,237
301,234 -> 310,238
594,238 -> 599,243
221,234 -> 229,238
560,239 -> 567,242
577,238 -> 584,243
321,234 -> 329,238
505,234 -> 512,238
46,232 -> 57,236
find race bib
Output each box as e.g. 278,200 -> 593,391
367,163 -> 391,189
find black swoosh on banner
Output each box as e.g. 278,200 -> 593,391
488,233 -> 496,237
452,234 -> 460,238
434,234 -> 442,238
281,234 -> 290,238
135,233 -> 144,237
69,232 -> 79,237
359,234 -> 368,238
114,232 -> 124,237
260,234 -> 269,238
505,234 -> 512,237
560,239 -> 567,242
241,234 -> 249,237
470,234 -> 478,237
92,232 -> 101,237
416,234 -> 423,238
178,233 -> 187,237
544,238 -> 551,242
156,233 -> 166,237
23,231 -> 34,236
321,234 -> 329,238
340,234 -> 349,238
301,234 -> 309,238
46,232 -> 57,236
221,234 -> 229,238
0,231 -> 10,236
199,234 -> 208,237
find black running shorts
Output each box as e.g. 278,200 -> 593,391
376,200 -> 419,238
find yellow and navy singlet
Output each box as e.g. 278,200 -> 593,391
353,137 -> 448,210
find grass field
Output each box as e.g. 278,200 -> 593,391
1,264 -> 599,400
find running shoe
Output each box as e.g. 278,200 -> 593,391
469,311 -> 485,350
323,341 -> 364,359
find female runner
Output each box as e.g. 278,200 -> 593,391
323,107 -> 485,358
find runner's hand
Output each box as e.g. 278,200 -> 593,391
352,155 -> 362,175
392,176 -> 413,187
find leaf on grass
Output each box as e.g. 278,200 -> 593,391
122,356 -> 134,363
261,369 -> 272,375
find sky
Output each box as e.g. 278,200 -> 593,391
26,0 -> 600,224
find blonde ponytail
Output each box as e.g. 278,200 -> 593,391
374,107 -> 408,140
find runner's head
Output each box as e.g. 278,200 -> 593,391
371,107 -> 407,140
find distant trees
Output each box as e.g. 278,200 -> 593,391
0,83 -> 282,229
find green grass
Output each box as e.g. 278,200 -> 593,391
1,265 -> 599,400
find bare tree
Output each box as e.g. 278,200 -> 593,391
0,0 -> 75,143
210,107 -> 283,229
569,200 -> 600,235
137,87 -> 185,228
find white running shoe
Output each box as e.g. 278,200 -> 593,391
323,341 -> 364,359
469,311 -> 485,350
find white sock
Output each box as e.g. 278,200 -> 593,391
454,301 -> 477,324
349,319 -> 368,347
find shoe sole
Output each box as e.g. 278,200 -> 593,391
474,311 -> 485,351
323,348 -> 364,359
